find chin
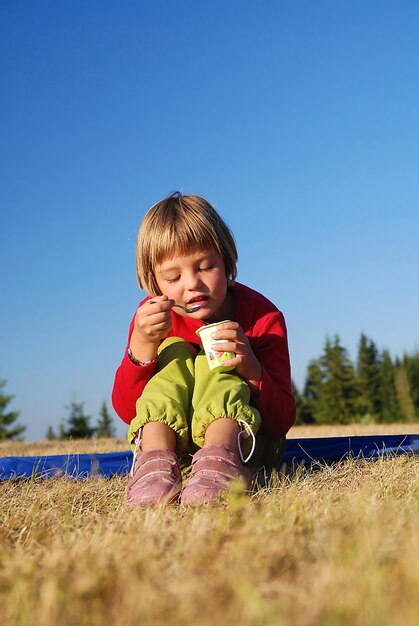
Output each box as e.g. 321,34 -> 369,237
197,310 -> 213,322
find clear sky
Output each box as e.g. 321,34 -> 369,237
1,0 -> 418,441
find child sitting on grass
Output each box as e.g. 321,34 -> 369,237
112,192 -> 296,506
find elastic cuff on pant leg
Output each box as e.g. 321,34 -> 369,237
127,411 -> 190,456
191,403 -> 261,449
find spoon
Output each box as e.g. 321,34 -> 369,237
149,300 -> 202,313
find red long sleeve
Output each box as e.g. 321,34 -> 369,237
249,311 -> 296,438
111,313 -> 158,424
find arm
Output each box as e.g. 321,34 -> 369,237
112,345 -> 158,424
111,296 -> 174,424
250,311 -> 296,438
212,311 -> 296,438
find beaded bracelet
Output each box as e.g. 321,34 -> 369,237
127,346 -> 158,367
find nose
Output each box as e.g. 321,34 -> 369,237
184,271 -> 202,291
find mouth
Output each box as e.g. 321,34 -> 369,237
187,295 -> 210,307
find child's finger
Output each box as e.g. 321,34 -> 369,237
212,338 -> 250,355
221,355 -> 242,369
212,321 -> 240,332
211,341 -> 237,354
147,297 -> 175,310
211,326 -> 245,341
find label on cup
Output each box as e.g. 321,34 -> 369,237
196,321 -> 235,372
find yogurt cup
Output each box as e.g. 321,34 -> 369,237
196,321 -> 235,372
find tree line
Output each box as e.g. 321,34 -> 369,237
46,401 -> 116,439
0,379 -> 116,440
293,333 -> 419,425
1,333 -> 419,440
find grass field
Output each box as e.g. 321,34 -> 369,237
1,424 -> 418,626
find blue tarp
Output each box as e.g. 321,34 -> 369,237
0,434 -> 418,480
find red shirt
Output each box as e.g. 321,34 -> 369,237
112,282 -> 296,438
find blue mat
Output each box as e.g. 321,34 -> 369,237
0,434 -> 418,479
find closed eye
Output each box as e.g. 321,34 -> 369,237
166,276 -> 180,283
199,264 -> 215,272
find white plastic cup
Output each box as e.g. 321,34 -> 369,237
196,321 -> 235,372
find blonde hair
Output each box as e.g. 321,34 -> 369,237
136,192 -> 238,295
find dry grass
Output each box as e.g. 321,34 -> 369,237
288,422 -> 419,439
1,425 -> 418,626
0,437 -> 129,458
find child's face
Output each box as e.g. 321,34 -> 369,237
155,248 -> 232,322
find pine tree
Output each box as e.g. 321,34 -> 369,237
60,402 -> 96,439
379,350 -> 403,423
394,366 -> 416,422
0,379 -> 26,440
403,351 -> 419,415
45,425 -> 57,440
357,333 -> 382,421
299,360 -> 323,424
315,335 -> 359,424
96,401 -> 116,438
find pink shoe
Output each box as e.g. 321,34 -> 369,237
181,445 -> 252,505
126,448 -> 182,508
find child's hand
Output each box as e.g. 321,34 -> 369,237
135,295 -> 174,342
129,295 -> 174,361
211,322 -> 262,393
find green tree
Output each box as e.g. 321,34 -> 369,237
299,360 -> 323,424
357,333 -> 382,421
403,351 -> 419,415
60,402 -> 96,439
379,350 -> 403,423
96,401 -> 116,438
45,425 -> 57,440
394,366 -> 416,422
314,335 -> 359,424
0,379 -> 26,440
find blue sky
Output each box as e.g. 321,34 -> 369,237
1,0 -> 418,440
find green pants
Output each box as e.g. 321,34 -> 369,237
128,338 -> 261,467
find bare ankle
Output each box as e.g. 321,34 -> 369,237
141,422 -> 176,452
204,418 -> 240,456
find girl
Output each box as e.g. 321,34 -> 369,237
112,192 -> 296,506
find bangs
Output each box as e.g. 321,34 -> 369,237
152,218 -> 221,268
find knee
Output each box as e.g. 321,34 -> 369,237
158,337 -> 198,360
